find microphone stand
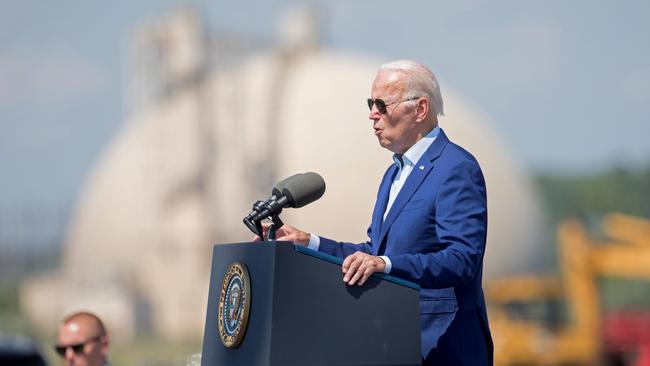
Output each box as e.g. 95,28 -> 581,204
265,214 -> 284,241
243,201 -> 285,241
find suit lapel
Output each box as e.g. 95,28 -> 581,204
377,130 -> 450,248
370,164 -> 398,254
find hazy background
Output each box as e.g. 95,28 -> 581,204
1,1 -> 649,365
1,0 -> 649,208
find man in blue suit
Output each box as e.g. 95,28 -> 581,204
273,60 -> 493,365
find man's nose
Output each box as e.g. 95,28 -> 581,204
368,106 -> 380,120
64,347 -> 75,362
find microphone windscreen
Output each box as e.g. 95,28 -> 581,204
271,173 -> 300,197
282,172 -> 326,208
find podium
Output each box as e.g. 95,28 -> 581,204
201,242 -> 421,366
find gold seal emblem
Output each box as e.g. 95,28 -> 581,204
218,262 -> 251,348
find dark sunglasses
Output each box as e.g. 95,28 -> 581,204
55,335 -> 102,357
367,97 -> 421,114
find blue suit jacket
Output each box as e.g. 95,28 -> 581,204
318,130 -> 493,365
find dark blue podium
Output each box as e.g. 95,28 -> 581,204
201,242 -> 421,366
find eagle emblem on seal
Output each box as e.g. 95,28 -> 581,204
218,262 -> 251,348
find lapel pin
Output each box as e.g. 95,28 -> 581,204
419,165 -> 425,170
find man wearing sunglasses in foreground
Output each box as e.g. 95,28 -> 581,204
55,311 -> 109,366
267,60 -> 493,365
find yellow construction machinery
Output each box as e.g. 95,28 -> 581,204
487,213 -> 650,365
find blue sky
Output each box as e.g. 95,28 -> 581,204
1,0 -> 649,206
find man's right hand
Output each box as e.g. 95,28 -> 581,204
252,223 -> 310,246
274,224 -> 311,246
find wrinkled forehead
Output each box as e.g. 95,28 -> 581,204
372,70 -> 408,99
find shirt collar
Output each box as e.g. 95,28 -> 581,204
393,126 -> 440,168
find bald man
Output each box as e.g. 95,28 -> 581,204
55,311 -> 109,366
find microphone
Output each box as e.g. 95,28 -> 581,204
271,173 -> 297,198
280,172 -> 326,208
252,172 -> 326,221
242,172 -> 326,235
243,174 -> 294,223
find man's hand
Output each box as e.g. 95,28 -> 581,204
252,223 -> 311,246
275,224 -> 311,245
342,251 -> 386,286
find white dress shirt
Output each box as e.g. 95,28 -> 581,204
308,126 -> 441,274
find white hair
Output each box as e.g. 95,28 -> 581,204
378,60 -> 444,117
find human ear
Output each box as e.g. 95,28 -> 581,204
415,98 -> 429,122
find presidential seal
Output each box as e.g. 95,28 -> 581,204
218,262 -> 251,348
